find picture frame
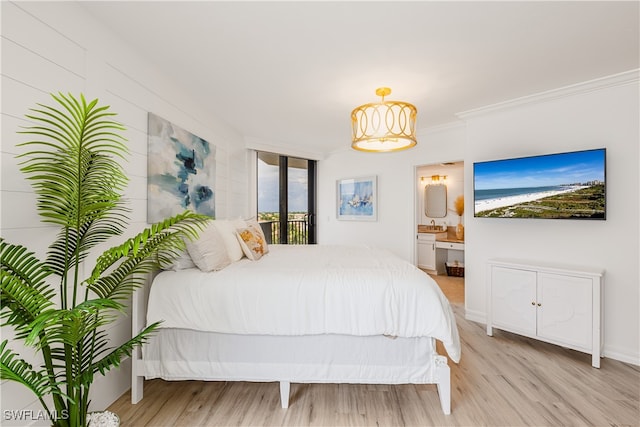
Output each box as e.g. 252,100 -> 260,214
337,175 -> 377,221
147,112 -> 216,223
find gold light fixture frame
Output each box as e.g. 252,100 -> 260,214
351,87 -> 417,152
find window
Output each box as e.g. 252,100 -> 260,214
257,152 -> 316,244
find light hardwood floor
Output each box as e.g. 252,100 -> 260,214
109,274 -> 640,426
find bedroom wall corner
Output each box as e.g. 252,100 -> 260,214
462,72 -> 640,366
0,1 -> 245,418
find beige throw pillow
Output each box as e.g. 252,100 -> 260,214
185,223 -> 231,272
245,218 -> 269,251
236,220 -> 269,261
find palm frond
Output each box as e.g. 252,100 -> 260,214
26,299 -> 123,350
17,93 -> 130,272
87,211 -> 209,300
0,340 -> 62,399
82,322 -> 161,383
5,92 -> 195,426
0,239 -> 55,335
78,330 -> 110,373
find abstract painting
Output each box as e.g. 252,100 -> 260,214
337,176 -> 377,221
147,113 -> 215,223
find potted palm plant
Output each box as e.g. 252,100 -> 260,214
0,93 -> 209,426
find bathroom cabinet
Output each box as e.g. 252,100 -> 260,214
417,233 -> 445,271
486,258 -> 604,368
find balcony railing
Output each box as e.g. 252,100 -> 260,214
259,219 -> 309,245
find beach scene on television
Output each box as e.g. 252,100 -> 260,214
474,149 -> 606,219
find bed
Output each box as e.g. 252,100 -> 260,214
131,220 -> 461,414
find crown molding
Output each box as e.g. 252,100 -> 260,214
456,69 -> 640,120
417,120 -> 466,136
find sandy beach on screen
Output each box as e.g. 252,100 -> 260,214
475,186 -> 588,214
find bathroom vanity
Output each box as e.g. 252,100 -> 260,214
417,225 -> 464,274
416,160 -> 465,275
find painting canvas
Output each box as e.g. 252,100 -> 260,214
147,113 -> 215,223
337,176 -> 377,221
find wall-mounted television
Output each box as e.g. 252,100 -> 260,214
473,148 -> 606,219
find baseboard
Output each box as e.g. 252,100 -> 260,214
603,347 -> 640,367
464,308 -> 486,324
463,309 -> 639,367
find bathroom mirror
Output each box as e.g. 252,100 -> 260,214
425,184 -> 447,218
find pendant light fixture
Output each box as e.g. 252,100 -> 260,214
351,87 -> 417,152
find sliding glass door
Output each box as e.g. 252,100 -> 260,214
257,152 -> 316,244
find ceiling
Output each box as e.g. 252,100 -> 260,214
81,1 -> 639,157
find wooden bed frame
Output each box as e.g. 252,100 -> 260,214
130,273 -> 452,414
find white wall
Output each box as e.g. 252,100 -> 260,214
1,1 -> 248,421
318,123 -> 466,262
461,71 -> 639,365
320,72 -> 639,366
1,4 -> 637,422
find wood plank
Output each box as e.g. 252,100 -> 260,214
109,275 -> 640,426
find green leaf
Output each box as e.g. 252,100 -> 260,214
0,340 -> 63,399
4,92 -> 198,426
17,93 -> 130,284
84,322 -> 161,381
26,299 -> 123,349
1,239 -> 55,335
87,211 -> 209,300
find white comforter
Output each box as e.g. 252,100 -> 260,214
147,245 -> 461,362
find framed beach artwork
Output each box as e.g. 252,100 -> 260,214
337,176 -> 377,221
147,113 -> 216,223
473,148 -> 606,220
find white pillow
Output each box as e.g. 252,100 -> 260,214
185,223 -> 231,272
157,248 -> 196,271
212,219 -> 245,262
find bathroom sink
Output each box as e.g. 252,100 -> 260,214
418,225 -> 447,233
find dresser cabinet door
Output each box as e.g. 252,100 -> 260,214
491,266 -> 537,336
537,272 -> 592,351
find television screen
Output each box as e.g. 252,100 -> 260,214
473,148 -> 606,219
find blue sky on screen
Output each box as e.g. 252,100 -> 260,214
474,149 -> 605,190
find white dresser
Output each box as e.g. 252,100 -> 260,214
486,258 -> 604,368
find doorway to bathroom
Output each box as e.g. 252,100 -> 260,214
415,161 -> 465,304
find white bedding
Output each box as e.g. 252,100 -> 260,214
143,330 -> 440,384
147,244 -> 461,363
